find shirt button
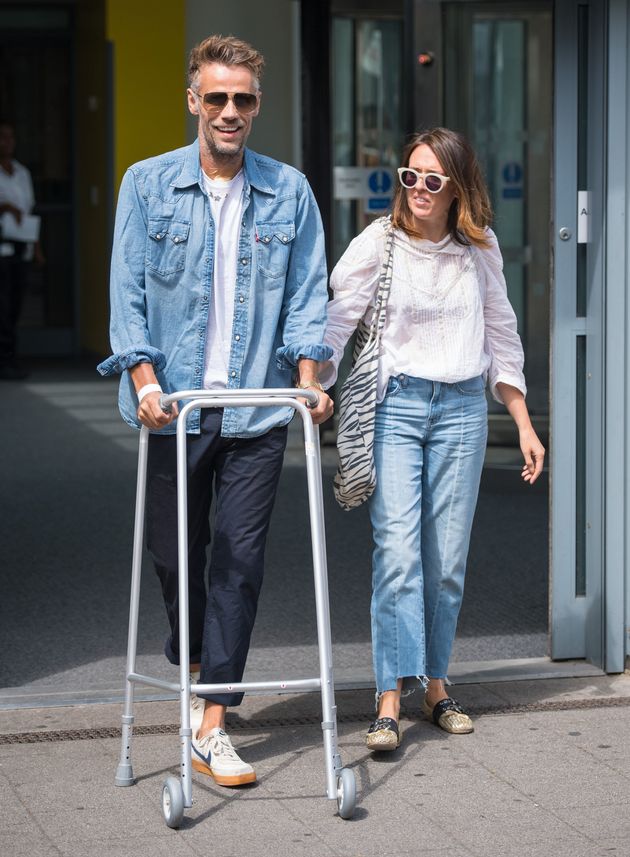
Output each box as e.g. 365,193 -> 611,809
231,371 -> 237,378
156,233 -> 162,240
173,237 -> 180,243
239,296 -> 244,303
241,258 -> 248,265
235,334 -> 240,341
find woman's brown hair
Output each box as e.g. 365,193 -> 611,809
391,128 -> 493,247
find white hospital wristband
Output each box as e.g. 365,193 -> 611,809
137,383 -> 162,402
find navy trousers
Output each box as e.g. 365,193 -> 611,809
0,252 -> 27,364
146,409 -> 288,706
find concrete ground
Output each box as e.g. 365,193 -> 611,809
1,360 -> 625,855
2,674 -> 630,856
2,359 -> 548,707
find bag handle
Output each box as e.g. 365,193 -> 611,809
367,220 -> 395,339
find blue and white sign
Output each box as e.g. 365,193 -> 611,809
367,197 -> 391,212
501,161 -> 524,200
334,166 -> 394,200
368,170 -> 392,195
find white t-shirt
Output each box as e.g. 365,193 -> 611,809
201,170 -> 245,389
0,160 -> 35,258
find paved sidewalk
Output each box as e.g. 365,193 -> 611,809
2,361 -> 548,708
1,674 -> 630,856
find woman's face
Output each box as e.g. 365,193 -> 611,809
404,144 -> 457,236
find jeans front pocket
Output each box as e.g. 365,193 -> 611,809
384,375 -> 403,397
455,375 -> 486,396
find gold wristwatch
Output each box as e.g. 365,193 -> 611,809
296,380 -> 324,392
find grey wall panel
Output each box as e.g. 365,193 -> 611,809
185,0 -> 296,166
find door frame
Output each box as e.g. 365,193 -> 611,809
551,0 -> 609,667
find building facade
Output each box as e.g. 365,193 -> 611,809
1,0 -> 629,672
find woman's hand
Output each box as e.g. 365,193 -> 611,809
495,382 -> 546,486
519,425 -> 545,485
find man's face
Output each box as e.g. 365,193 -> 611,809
187,63 -> 260,162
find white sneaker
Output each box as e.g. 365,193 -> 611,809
191,727 -> 256,786
189,671 -> 205,736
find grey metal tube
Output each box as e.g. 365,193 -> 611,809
160,387 -> 319,411
127,673 -> 180,693
115,426 -> 149,787
296,406 -> 341,800
190,678 -> 321,694
175,401 -> 197,809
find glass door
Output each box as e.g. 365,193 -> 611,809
330,9 -> 405,384
331,13 -> 405,265
442,1 -> 552,428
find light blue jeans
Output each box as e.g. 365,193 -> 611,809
368,374 -> 488,694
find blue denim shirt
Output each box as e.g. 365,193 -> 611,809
97,141 -> 332,436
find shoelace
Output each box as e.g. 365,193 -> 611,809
197,731 -> 241,761
190,693 -> 204,714
189,674 -> 204,715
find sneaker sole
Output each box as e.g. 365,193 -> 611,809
191,757 -> 257,786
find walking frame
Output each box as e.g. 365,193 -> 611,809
114,388 -> 357,826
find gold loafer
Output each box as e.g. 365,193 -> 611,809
366,716 -> 401,751
422,697 -> 474,734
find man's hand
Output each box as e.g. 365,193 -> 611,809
137,391 -> 179,430
302,388 -> 334,425
130,364 -> 178,430
295,358 -> 333,424
0,203 -> 23,224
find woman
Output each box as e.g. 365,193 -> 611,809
322,128 -> 545,751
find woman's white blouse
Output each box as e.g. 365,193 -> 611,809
321,220 -> 527,404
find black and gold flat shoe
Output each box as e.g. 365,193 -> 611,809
366,716 -> 401,751
422,697 -> 474,734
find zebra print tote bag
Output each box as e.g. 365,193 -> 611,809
333,219 -> 395,510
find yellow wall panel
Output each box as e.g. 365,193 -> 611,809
106,0 -> 186,192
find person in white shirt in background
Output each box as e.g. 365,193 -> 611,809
322,128 -> 545,751
0,120 -> 43,380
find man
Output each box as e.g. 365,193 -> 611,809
98,35 -> 332,787
0,121 -> 43,380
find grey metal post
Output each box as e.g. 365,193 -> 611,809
176,402 -> 197,809
115,426 -> 149,787
298,411 -> 341,800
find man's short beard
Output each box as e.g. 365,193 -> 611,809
202,125 -> 246,160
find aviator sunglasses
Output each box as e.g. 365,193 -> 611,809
195,90 -> 259,114
397,167 -> 451,194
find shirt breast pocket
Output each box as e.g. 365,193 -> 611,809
146,218 -> 190,276
255,222 -> 295,279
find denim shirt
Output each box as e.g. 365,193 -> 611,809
97,141 -> 332,436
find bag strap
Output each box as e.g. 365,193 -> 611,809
367,220 -> 395,339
